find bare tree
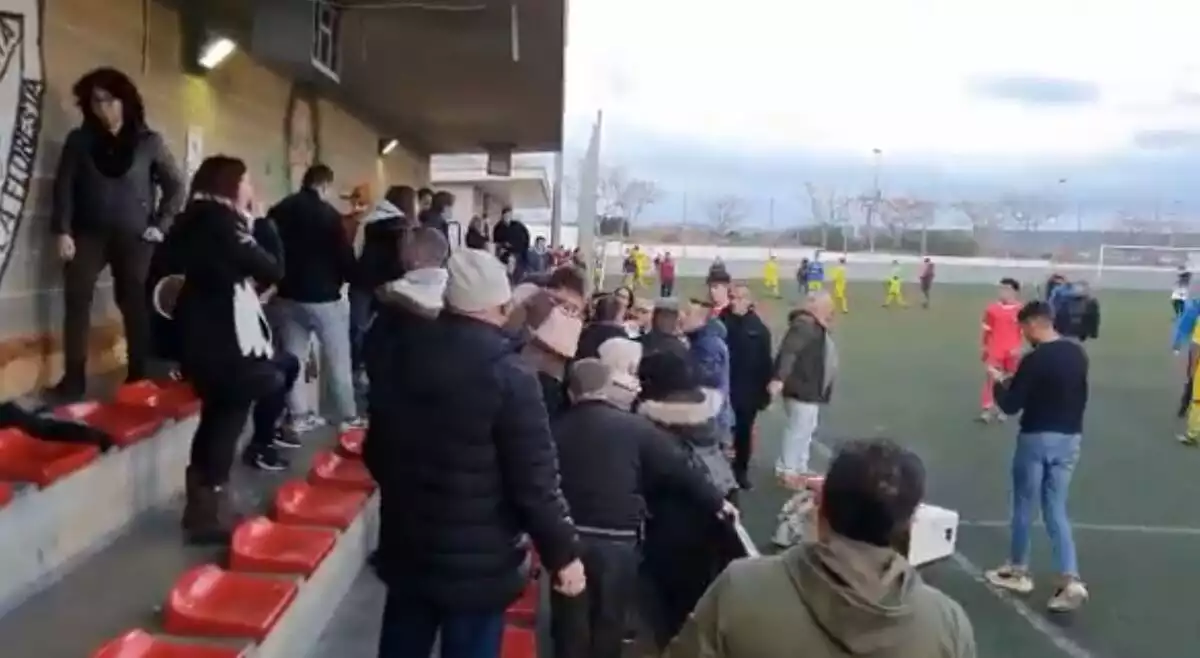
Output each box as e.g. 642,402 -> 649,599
952,200 -> 1007,253
567,163 -> 663,226
886,197 -> 937,253
706,194 -> 749,235
857,192 -> 882,251
997,193 -> 1059,233
804,182 -> 834,248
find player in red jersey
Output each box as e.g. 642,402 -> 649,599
979,278 -> 1024,422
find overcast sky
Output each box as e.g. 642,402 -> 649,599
561,0 -> 1200,227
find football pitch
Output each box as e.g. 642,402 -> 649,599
631,277 -> 1200,658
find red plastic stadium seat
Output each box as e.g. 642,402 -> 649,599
0,428 -> 100,486
115,379 -> 201,419
505,581 -> 539,625
500,625 -> 537,658
273,480 -> 368,529
337,428 -> 364,458
0,481 -> 13,508
230,517 -> 338,576
308,450 -> 375,492
164,565 -> 298,641
91,628 -> 246,658
56,400 -> 165,447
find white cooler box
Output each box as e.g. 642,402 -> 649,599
907,503 -> 959,567
774,494 -> 959,568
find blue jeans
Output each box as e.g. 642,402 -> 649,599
275,298 -> 358,422
377,589 -> 505,658
1009,431 -> 1082,577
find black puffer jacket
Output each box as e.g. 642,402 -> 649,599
366,313 -> 579,611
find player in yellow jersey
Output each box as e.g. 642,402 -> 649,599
883,260 -> 907,308
830,257 -> 849,312
635,247 -> 651,288
762,255 -> 781,298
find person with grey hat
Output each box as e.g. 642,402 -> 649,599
551,358 -> 733,658
366,248 -> 584,658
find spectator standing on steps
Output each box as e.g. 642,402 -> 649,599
51,67 -> 185,398
493,207 -> 531,282
369,248 -> 584,658
166,156 -> 294,543
269,164 -> 365,435
666,438 -> 977,658
419,189 -> 452,239
985,300 -> 1090,613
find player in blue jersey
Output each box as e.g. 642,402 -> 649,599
805,253 -> 826,292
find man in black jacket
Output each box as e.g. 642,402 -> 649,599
367,248 -> 583,658
269,164 -> 363,434
551,358 -> 730,658
493,207 -> 531,282
1051,281 -> 1100,343
720,285 -> 774,489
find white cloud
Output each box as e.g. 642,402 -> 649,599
565,0 -> 1200,158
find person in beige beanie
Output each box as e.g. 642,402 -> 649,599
518,289 -> 583,417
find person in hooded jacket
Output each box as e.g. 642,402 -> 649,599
720,285 -> 774,489
635,350 -> 740,648
351,186 -> 417,385
164,156 -> 297,544
551,357 -> 733,658
362,225 -> 450,441
666,438 -> 976,658
680,298 -> 735,448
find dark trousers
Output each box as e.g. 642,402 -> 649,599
1174,298 -> 1185,318
377,589 -> 505,658
731,405 -> 758,480
659,280 -> 674,297
349,287 -> 374,376
62,232 -> 153,383
551,536 -> 639,658
187,352 -> 299,486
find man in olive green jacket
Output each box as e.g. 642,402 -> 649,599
667,438 -> 976,658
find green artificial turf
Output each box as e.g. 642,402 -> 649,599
611,277 -> 1200,658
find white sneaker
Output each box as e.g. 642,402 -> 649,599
984,565 -> 1035,594
1047,580 -> 1089,612
291,413 -> 326,434
339,417 -> 368,433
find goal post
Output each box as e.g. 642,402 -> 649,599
1095,244 -> 1200,282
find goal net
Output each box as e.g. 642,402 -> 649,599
1096,244 -> 1200,281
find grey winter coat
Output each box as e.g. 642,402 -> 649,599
50,127 -> 184,236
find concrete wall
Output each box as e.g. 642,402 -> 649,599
0,0 -> 428,397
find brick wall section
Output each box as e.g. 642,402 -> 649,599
0,0 -> 427,398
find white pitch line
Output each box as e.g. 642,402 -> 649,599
808,440 -> 1097,658
961,519 -> 1200,537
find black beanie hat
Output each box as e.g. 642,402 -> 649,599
637,351 -> 704,402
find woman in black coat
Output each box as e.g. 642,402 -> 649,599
162,156 -> 297,544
